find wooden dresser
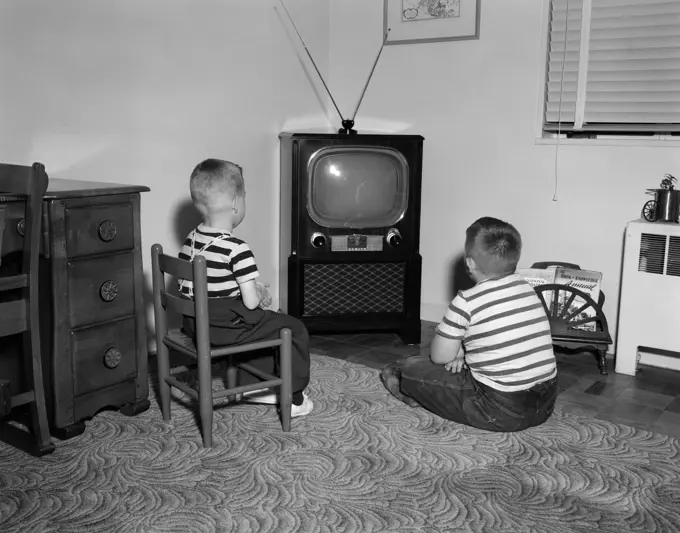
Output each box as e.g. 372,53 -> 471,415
0,179 -> 150,438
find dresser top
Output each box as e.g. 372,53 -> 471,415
44,178 -> 150,199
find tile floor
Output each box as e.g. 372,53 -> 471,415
310,321 -> 680,439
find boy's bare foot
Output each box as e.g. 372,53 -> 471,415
380,366 -> 420,408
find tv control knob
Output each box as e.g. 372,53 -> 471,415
386,228 -> 402,247
310,232 -> 326,248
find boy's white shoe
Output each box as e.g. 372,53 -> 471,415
242,388 -> 313,418
290,394 -> 313,418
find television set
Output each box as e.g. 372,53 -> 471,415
279,132 -> 424,344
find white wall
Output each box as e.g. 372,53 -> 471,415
328,0 -> 680,350
0,0 -> 332,344
3,0 -> 679,352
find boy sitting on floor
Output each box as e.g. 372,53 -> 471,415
381,216 -> 558,432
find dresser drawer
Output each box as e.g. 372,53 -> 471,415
68,252 -> 135,328
72,318 -> 137,397
65,202 -> 134,258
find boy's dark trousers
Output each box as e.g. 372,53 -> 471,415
382,355 -> 558,432
182,298 -> 311,395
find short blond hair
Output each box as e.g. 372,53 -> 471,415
465,217 -> 522,277
189,159 -> 244,208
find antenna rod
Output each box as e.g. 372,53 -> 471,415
351,28 -> 390,121
278,0 -> 345,124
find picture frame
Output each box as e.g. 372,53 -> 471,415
383,0 -> 481,45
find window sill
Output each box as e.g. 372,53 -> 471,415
535,137 -> 680,148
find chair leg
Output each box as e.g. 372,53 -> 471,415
597,349 -> 608,376
279,328 -> 292,432
226,355 -> 238,403
28,397 -> 55,456
157,342 -> 172,422
27,361 -> 55,455
197,353 -> 213,447
24,332 -> 55,456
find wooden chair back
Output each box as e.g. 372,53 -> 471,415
152,247 -> 212,360
0,162 -> 54,455
0,163 -> 47,309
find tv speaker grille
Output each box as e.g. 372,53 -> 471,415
303,262 -> 405,315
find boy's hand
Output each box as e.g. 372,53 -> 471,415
444,345 -> 466,374
255,281 -> 272,309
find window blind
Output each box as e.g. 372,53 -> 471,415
545,0 -> 583,126
544,0 -> 680,134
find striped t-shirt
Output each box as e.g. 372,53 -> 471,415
435,274 -> 557,392
178,223 -> 259,299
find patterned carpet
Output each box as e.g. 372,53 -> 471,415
2,355 -> 680,533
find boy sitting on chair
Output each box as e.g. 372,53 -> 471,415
381,217 -> 558,432
179,158 -> 313,417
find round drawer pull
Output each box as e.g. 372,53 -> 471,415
100,280 -> 119,302
98,220 -> 117,242
17,218 -> 25,236
104,347 -> 122,369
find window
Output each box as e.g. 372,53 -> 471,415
543,0 -> 680,138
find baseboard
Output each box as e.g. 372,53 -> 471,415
638,350 -> 680,373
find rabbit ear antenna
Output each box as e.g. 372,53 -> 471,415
278,0 -> 345,126
351,28 -> 390,122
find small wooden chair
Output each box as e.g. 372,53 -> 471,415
151,243 -> 292,447
0,162 -> 54,456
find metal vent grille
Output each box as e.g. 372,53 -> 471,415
303,262 -> 405,315
638,233 -> 666,275
667,236 -> 680,277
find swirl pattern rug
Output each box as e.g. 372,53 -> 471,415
2,355 -> 680,533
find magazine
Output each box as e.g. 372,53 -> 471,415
553,267 -> 603,332
516,266 -> 603,331
515,266 -> 559,307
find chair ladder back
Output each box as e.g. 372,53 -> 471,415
152,246 -> 210,322
161,291 -> 196,318
0,161 -> 48,327
0,299 -> 27,337
0,163 -> 35,196
0,275 -> 28,292
0,161 -> 54,455
158,252 -> 195,281
152,244 -> 207,361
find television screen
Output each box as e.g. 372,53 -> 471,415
307,146 -> 409,229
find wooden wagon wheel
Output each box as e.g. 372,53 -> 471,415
642,200 -> 658,222
533,284 -> 608,333
533,284 -> 611,375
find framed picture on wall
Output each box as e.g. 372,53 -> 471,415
383,0 -> 481,45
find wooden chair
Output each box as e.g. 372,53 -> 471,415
0,162 -> 55,456
530,261 -> 612,375
151,243 -> 292,447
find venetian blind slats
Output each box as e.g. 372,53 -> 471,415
585,0 -> 680,124
544,0 -> 680,132
545,0 -> 583,123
